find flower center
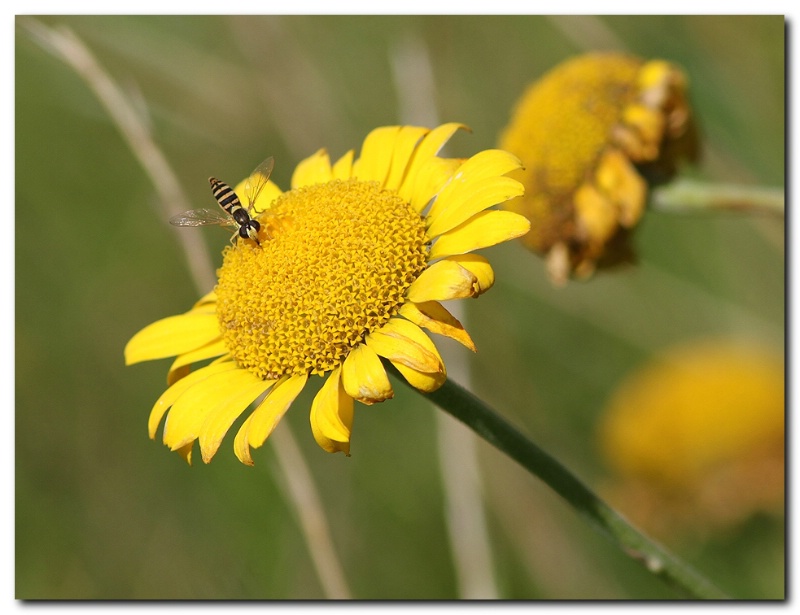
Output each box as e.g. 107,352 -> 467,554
216,179 -> 429,380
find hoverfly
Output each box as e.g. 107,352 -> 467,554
170,157 -> 275,246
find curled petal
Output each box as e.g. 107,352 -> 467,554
366,318 -> 444,374
399,301 -> 476,352
405,259 -> 478,302
310,368 -> 354,455
125,313 -> 221,365
391,359 -> 447,393
291,149 -> 333,188
441,254 -> 495,296
428,210 -> 531,260
234,374 -> 308,466
341,344 -> 393,404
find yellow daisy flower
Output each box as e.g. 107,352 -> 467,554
498,52 -> 696,284
125,123 -> 529,465
597,339 -> 784,541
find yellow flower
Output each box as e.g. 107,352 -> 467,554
498,52 -> 696,284
125,124 -> 529,465
597,339 -> 784,541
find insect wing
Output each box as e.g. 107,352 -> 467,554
243,156 -> 275,213
170,208 -> 235,228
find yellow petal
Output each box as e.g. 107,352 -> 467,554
365,318 -> 443,374
163,367 -> 262,450
409,157 -> 463,213
398,122 -> 469,203
175,442 -> 194,466
341,344 -> 393,404
234,373 -> 308,466
125,313 -> 221,365
427,149 -> 522,225
332,149 -> 355,180
353,126 -> 402,184
405,259 -> 478,302
149,361 -> 239,439
443,254 -> 495,296
428,210 -> 530,260
310,368 -> 354,455
399,301 -> 476,352
192,290 -> 217,310
291,148 -> 333,188
198,377 -> 276,464
384,126 -> 430,190
391,359 -> 447,393
167,338 -> 228,385
427,175 -> 524,238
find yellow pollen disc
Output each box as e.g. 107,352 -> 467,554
216,179 -> 429,380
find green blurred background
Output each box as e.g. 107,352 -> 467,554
15,15 -> 784,599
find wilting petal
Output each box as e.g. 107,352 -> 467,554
332,149 -> 355,180
353,126 -> 402,185
398,122 -> 468,202
341,344 -> 393,404
234,374 -> 308,466
366,318 -> 443,374
291,149 -> 333,188
310,368 -> 354,455
125,313 -> 221,365
441,254 -> 495,296
428,210 -> 530,260
399,301 -> 476,351
405,259 -> 478,302
198,377 -> 277,464
384,126 -> 430,191
149,361 -> 239,439
391,359 -> 447,393
163,368 -> 265,451
427,175 -> 524,238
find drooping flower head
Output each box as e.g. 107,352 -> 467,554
125,124 -> 529,465
597,339 -> 784,542
498,52 -> 696,284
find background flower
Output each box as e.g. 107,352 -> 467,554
596,338 -> 784,544
15,15 -> 783,599
498,52 -> 697,284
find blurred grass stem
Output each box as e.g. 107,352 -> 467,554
392,369 -> 731,599
651,180 -> 784,216
23,18 -> 350,600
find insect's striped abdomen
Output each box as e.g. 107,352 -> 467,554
209,177 -> 243,214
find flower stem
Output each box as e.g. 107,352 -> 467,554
393,370 -> 730,599
650,179 -> 784,216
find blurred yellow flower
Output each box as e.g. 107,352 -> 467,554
498,52 -> 696,284
597,339 -> 784,542
125,124 -> 529,465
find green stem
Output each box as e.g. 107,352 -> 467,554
392,370 -> 730,599
650,179 -> 784,216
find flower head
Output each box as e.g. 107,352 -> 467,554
125,124 -> 529,465
597,339 -> 784,541
498,52 -> 696,284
